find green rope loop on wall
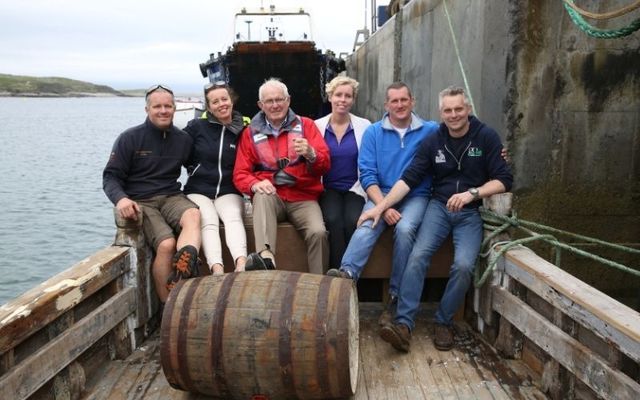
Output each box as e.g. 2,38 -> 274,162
563,1 -> 640,38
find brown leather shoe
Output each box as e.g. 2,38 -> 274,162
434,323 -> 454,351
379,322 -> 411,352
378,296 -> 397,326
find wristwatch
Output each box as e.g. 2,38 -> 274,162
469,187 -> 480,200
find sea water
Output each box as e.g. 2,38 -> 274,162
0,97 -> 149,305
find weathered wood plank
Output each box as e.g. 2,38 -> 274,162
407,325 -> 443,399
82,359 -> 129,399
0,246 -> 129,354
437,349 -> 476,399
453,327 -> 516,400
114,210 -> 155,330
353,359 -> 369,400
356,316 -> 399,398
0,287 -> 136,399
423,345 -> 457,398
449,346 -> 495,400
385,326 -> 429,399
476,193 -> 513,329
493,287 -> 640,400
503,246 -> 640,363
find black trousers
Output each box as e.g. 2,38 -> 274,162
319,189 -> 365,268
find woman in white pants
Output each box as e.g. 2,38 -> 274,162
183,82 -> 248,274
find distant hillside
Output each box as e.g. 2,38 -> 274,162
119,89 -> 147,97
0,73 -> 130,97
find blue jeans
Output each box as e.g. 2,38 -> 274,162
395,200 -> 483,329
340,196 -> 428,297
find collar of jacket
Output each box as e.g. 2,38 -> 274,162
380,112 -> 424,132
204,110 -> 246,135
250,108 -> 300,135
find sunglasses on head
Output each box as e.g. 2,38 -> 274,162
145,84 -> 174,99
204,81 -> 228,95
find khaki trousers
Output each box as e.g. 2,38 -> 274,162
252,193 -> 328,274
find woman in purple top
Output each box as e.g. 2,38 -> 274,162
315,76 -> 372,268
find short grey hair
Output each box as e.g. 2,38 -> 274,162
258,78 -> 290,101
325,76 -> 359,98
145,87 -> 175,107
438,86 -> 470,109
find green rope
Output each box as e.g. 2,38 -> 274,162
475,235 -> 559,287
563,1 -> 640,39
481,210 -> 640,255
475,210 -> 640,288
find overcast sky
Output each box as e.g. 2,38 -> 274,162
0,0 -> 388,93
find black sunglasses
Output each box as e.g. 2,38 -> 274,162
145,84 -> 174,99
204,81 -> 228,95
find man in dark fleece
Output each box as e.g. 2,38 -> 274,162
359,86 -> 512,353
103,85 -> 201,303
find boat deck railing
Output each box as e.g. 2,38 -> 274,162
0,195 -> 638,399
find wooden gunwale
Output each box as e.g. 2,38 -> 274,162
0,246 -> 129,354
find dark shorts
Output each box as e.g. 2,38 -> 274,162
137,194 -> 198,250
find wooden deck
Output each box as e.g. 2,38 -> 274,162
81,304 -> 547,400
5,199 -> 637,399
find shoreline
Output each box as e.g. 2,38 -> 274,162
0,92 -> 138,98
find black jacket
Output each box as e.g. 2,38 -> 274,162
103,118 -> 192,204
183,110 -> 245,198
402,116 -> 513,208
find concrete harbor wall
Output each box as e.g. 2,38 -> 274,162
346,0 -> 639,299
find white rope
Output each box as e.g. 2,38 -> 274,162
442,0 -> 477,114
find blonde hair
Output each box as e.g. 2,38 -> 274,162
325,76 -> 359,98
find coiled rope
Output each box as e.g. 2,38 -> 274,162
474,209 -> 640,287
563,0 -> 640,38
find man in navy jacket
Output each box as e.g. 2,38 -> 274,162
103,85 -> 201,303
359,86 -> 512,352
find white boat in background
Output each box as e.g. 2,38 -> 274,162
173,97 -> 204,129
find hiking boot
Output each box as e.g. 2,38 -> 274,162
378,296 -> 397,326
326,268 -> 353,279
172,245 -> 200,279
166,245 -> 200,291
379,322 -> 411,353
434,323 -> 454,351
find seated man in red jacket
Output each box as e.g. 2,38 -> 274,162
233,78 -> 331,274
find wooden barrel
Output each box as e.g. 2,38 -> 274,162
160,270 -> 359,399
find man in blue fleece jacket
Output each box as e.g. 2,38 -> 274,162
326,82 -> 439,327
360,86 -> 512,352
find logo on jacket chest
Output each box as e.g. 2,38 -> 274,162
468,147 -> 482,157
435,149 -> 446,163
